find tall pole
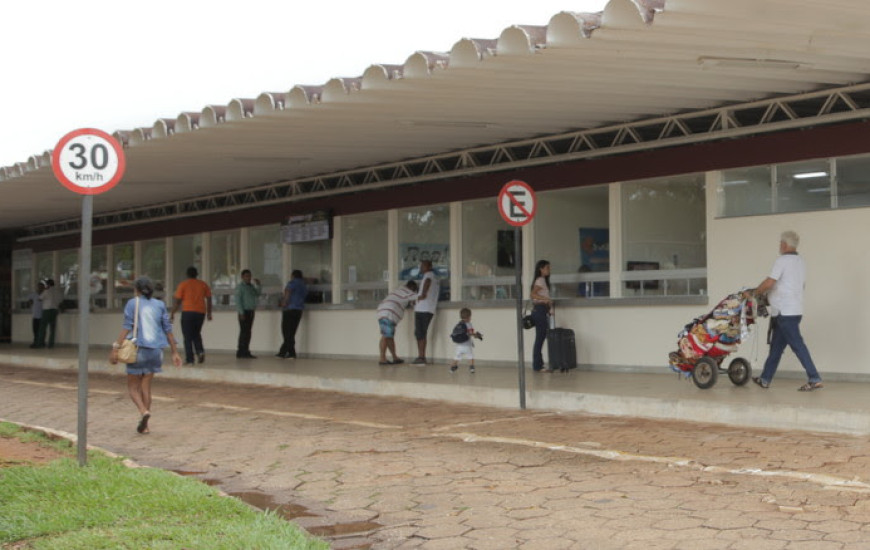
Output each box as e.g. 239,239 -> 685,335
515,226 -> 526,409
76,195 -> 93,466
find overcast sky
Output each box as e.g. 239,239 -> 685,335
0,1 -> 609,169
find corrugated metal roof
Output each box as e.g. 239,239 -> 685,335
4,0 -> 870,231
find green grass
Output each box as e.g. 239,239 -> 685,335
0,423 -> 328,550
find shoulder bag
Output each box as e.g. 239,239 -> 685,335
117,297 -> 140,364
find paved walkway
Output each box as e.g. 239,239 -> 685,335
1,344 -> 868,436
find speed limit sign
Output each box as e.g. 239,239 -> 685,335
51,128 -> 126,195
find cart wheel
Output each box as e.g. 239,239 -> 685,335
692,357 -> 718,389
727,357 -> 751,386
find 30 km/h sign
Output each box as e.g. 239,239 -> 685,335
51,128 -> 125,195
498,180 -> 536,227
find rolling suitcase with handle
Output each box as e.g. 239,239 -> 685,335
547,306 -> 577,372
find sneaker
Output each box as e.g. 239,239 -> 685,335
449,365 -> 458,372
412,357 -> 426,365
196,352 -> 205,364
752,376 -> 769,389
469,366 -> 475,374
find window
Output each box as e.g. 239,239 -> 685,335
141,239 -> 166,298
718,166 -> 772,217
13,250 -> 33,309
172,234 -> 203,295
398,204 -> 450,301
622,174 -> 707,296
291,240 -> 332,304
776,160 -> 831,214
113,243 -> 134,308
58,249 -> 78,308
462,199 -> 517,300
536,186 -> 610,298
836,154 -> 870,209
248,225 -> 282,307
89,246 -> 108,309
35,252 -> 53,283
341,212 -> 387,302
210,230 -> 240,306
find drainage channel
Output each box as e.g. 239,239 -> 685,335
173,470 -> 381,549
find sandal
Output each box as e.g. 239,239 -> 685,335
798,382 -> 823,392
752,376 -> 769,389
137,413 -> 151,434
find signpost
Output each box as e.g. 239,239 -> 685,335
51,128 -> 126,465
497,180 -> 536,409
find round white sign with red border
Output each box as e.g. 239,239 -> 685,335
498,180 -> 536,227
51,128 -> 126,195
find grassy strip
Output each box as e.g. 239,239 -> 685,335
0,423 -> 328,549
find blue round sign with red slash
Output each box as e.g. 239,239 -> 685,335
498,180 -> 536,226
51,128 -> 126,195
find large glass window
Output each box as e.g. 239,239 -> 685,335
341,212 -> 387,303
172,234 -> 203,294
536,186 -> 610,298
837,154 -> 870,209
35,252 -> 53,283
776,160 -> 831,214
398,204 -> 450,301
462,199 -> 517,301
622,174 -> 706,296
210,230 -> 240,307
141,239 -> 166,298
718,166 -> 772,217
58,249 -> 78,308
291,240 -> 332,304
113,243 -> 135,308
89,246 -> 108,309
13,250 -> 33,309
248,225 -> 282,307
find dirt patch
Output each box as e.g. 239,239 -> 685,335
0,436 -> 68,467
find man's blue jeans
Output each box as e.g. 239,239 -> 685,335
760,315 -> 821,384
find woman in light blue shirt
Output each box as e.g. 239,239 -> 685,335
110,276 -> 182,434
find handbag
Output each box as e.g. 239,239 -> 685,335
116,297 -> 140,364
522,300 -> 535,330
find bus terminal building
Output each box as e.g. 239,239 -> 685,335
4,0 -> 870,381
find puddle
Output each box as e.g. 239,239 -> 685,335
172,471 -> 380,545
227,491 -> 317,521
307,521 -> 381,537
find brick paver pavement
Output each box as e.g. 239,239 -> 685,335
2,365 -> 870,549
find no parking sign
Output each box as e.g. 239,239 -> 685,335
498,180 -> 536,226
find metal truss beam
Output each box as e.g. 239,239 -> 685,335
24,82 -> 870,239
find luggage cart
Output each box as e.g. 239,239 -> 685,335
668,290 -> 767,389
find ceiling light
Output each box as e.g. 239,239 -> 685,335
792,171 -> 828,179
399,120 -> 498,129
721,179 -> 748,186
697,56 -> 811,70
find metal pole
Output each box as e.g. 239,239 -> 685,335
77,195 -> 93,466
515,226 -> 526,409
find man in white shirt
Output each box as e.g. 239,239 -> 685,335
35,279 -> 60,349
412,260 -> 440,365
748,231 -> 823,391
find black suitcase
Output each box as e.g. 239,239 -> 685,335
547,327 -> 577,372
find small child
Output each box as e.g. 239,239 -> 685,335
449,307 -> 483,374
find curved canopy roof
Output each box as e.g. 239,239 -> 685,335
4,0 -> 870,232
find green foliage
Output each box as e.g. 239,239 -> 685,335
0,428 -> 327,550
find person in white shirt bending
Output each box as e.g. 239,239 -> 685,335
377,280 -> 418,366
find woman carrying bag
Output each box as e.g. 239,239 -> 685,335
109,276 -> 182,434
530,260 -> 554,372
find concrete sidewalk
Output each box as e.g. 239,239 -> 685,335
2,344 -> 868,436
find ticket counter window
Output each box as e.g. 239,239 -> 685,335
461,199 -> 516,301
341,212 -> 387,303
